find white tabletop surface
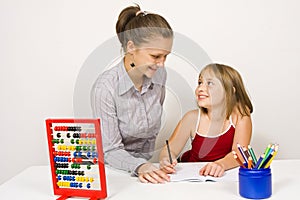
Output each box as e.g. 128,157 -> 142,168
0,159 -> 299,200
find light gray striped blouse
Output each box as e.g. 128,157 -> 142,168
91,61 -> 166,174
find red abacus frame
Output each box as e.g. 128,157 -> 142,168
45,119 -> 107,200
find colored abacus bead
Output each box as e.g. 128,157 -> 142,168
76,146 -> 82,151
92,152 -> 98,158
87,152 -> 91,158
52,139 -> 59,144
87,183 -> 91,189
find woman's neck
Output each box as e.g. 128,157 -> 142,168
124,56 -> 144,91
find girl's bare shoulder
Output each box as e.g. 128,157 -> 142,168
182,109 -> 199,123
231,106 -> 252,125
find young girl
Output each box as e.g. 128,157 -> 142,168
159,63 -> 253,177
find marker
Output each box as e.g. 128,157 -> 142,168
166,140 -> 173,164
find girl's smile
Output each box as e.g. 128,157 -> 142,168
195,71 -> 225,109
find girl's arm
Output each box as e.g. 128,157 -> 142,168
159,110 -> 197,172
200,112 -> 252,177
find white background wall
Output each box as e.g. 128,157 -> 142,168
1,0 -> 299,184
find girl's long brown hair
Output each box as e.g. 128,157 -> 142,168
200,63 -> 253,119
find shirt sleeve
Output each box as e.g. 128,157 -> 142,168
91,81 -> 147,174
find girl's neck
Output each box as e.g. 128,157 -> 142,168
206,106 -> 227,122
124,56 -> 144,91
200,106 -> 229,136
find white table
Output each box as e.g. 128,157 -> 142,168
0,160 -> 299,199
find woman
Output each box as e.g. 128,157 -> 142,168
91,4 -> 173,184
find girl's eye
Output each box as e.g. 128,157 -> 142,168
198,81 -> 203,85
151,55 -> 160,59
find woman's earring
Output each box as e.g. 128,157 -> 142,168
130,62 -> 135,68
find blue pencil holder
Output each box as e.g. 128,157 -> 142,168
239,167 -> 272,199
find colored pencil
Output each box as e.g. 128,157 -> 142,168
254,154 -> 265,169
233,154 -> 246,168
237,143 -> 248,164
243,147 -> 251,159
248,145 -> 258,165
235,143 -> 279,169
258,144 -> 272,169
264,144 -> 279,168
259,152 -> 274,169
248,157 -> 253,169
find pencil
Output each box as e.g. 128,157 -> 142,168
166,140 -> 173,164
266,144 -> 275,158
233,154 -> 246,168
237,143 -> 248,164
264,144 -> 279,168
263,144 -> 272,157
243,147 -> 251,159
248,157 -> 253,169
248,145 -> 258,165
259,144 -> 273,169
259,152 -> 274,169
254,154 -> 265,169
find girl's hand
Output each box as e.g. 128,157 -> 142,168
199,162 -> 225,177
159,157 -> 177,174
137,163 -> 170,184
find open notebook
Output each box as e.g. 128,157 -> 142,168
169,163 -> 239,182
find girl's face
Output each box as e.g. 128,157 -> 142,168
195,70 -> 225,109
131,37 -> 173,78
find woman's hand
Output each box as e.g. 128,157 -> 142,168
159,157 -> 177,174
137,163 -> 171,184
199,162 -> 225,177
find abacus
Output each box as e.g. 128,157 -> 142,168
45,119 -> 107,200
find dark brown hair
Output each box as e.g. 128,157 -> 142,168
116,4 -> 173,51
199,63 -> 253,119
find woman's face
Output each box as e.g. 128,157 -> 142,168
131,37 -> 173,78
195,70 -> 225,109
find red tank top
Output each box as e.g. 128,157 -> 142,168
180,110 -> 235,162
